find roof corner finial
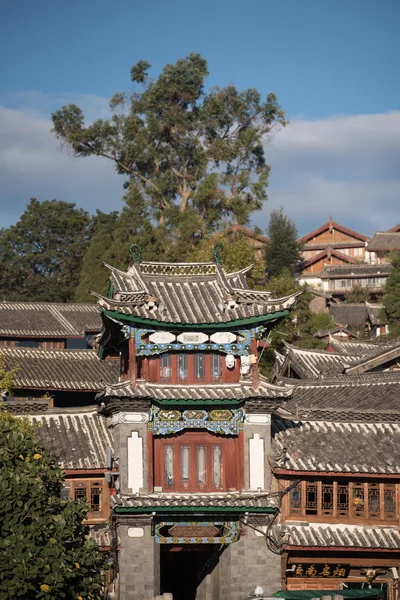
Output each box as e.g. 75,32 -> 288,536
130,244 -> 142,264
213,242 -> 224,265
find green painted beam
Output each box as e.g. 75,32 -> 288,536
102,309 -> 289,330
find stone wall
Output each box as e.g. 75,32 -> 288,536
219,527 -> 281,600
117,521 -> 160,599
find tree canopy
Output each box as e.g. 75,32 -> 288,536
381,251 -> 400,339
52,54 -> 286,246
0,199 -> 91,302
265,208 -> 301,278
0,411 -> 106,599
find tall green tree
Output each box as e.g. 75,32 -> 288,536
0,412 -> 106,599
52,54 -> 287,248
265,208 -> 302,278
187,233 -> 265,289
381,251 -> 400,338
74,210 -> 119,302
0,199 -> 90,302
106,184 -> 167,270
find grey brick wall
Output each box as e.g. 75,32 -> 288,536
117,521 -> 160,600
219,527 -> 281,600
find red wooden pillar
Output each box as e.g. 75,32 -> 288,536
128,332 -> 137,386
251,336 -> 259,390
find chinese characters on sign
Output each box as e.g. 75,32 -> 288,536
289,564 -> 350,578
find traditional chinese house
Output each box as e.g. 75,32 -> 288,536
269,337 -> 400,600
92,251 -> 299,600
298,220 -> 369,289
366,232 -> 400,265
271,376 -> 400,599
0,301 -> 102,349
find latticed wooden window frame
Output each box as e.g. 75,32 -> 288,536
61,479 -> 108,522
286,479 -> 398,523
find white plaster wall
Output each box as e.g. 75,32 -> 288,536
127,431 -> 143,493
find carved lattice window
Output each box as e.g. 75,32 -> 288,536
337,484 -> 349,516
368,483 -> 380,519
384,484 -> 396,520
352,483 -> 365,517
286,479 -> 398,523
321,483 -> 334,515
289,486 -> 302,514
305,482 -> 318,515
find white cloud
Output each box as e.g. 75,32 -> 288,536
0,102 -> 124,227
0,92 -> 399,237
261,111 -> 400,236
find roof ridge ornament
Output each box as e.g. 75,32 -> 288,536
130,244 -> 142,264
213,242 -> 224,265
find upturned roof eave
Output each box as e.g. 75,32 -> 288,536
101,307 -> 291,329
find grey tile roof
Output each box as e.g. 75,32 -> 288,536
366,232 -> 400,252
284,522 -> 400,549
0,347 -> 119,391
328,339 -> 394,355
30,409 -> 113,470
88,525 -> 112,548
100,376 -> 294,401
0,302 -> 101,338
94,261 -> 299,325
320,263 -> 392,278
344,342 -> 400,375
330,303 -> 368,328
111,492 -> 279,510
282,376 -> 400,418
279,345 -> 361,379
272,417 -> 400,473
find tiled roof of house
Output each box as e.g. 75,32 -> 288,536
280,375 -> 400,420
388,224 -> 400,233
99,376 -> 293,401
111,492 -> 279,510
93,261 -> 300,325
0,302 -> 101,338
329,303 -> 368,328
272,416 -> 400,473
320,263 -> 392,279
299,220 -> 368,245
284,522 -> 400,549
299,248 -> 357,271
328,338 -> 394,355
344,342 -> 400,375
0,347 -> 119,391
278,345 -> 361,379
88,525 -> 112,548
30,409 -> 113,470
366,232 -> 400,252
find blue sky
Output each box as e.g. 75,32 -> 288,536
0,0 -> 399,236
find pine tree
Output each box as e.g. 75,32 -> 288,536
106,184 -> 167,270
265,208 -> 302,278
74,210 -> 119,302
0,199 -> 90,302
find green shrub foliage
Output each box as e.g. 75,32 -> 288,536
0,413 -> 106,599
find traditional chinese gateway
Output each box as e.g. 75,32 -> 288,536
93,248 -> 299,600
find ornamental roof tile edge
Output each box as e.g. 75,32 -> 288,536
99,377 -> 294,400
92,258 -> 301,325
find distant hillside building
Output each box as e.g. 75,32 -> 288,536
297,219 -> 369,288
